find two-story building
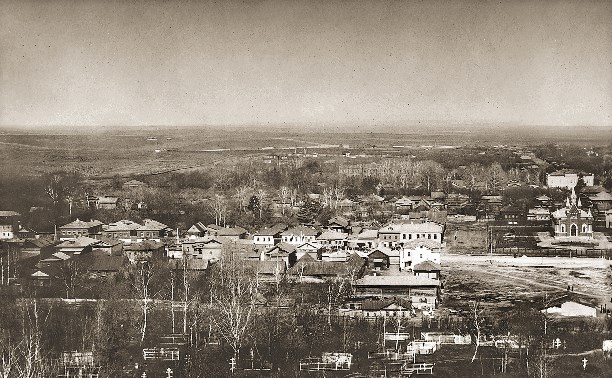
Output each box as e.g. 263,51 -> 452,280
378,222 -> 444,248
0,211 -> 20,239
136,219 -> 170,242
58,219 -> 103,240
102,220 -> 141,243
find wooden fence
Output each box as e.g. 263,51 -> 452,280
493,247 -> 612,258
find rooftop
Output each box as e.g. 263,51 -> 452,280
355,275 -> 440,287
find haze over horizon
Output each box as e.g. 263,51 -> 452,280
1,0 -> 611,128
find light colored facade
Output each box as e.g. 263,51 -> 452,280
378,222 -> 444,248
281,226 -> 318,245
400,240 -> 442,271
546,171 -> 594,189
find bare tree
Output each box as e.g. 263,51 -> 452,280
129,261 -> 155,344
211,248 -> 259,361
469,301 -> 484,363
209,195 -> 227,226
235,186 -> 250,213
279,186 -> 290,215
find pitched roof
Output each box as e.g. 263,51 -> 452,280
317,230 -> 347,240
413,260 -> 441,272
588,191 -> 612,201
379,222 -> 443,234
97,196 -> 118,204
266,242 -> 297,256
281,225 -> 318,236
59,219 -> 103,229
125,240 -> 165,251
104,220 -> 142,232
328,216 -> 349,228
137,219 -> 169,231
355,275 -> 440,287
360,298 -> 412,311
253,223 -> 287,236
56,236 -> 100,248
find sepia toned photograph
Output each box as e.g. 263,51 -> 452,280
0,0 -> 611,377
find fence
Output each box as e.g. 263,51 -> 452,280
493,247 -> 612,258
142,347 -> 180,361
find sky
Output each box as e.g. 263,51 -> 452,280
0,0 -> 610,128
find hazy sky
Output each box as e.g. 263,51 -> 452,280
1,0 -> 610,127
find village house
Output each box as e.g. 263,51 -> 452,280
0,210 -> 20,239
124,240 -> 165,262
55,236 -> 101,256
281,225 -> 318,245
413,261 -> 442,280
367,247 -> 392,270
347,229 -> 379,250
551,189 -> 593,238
58,219 -> 103,240
527,207 -> 551,222
295,241 -> 320,260
546,170 -> 594,189
378,222 -> 444,248
499,205 -> 525,225
317,230 -> 348,247
102,220 -> 141,243
136,219 -> 171,242
400,240 -> 442,271
186,222 -> 209,239
253,224 -> 287,250
217,226 -> 248,240
18,238 -> 59,259
181,238 -> 224,261
353,275 -> 440,310
326,216 -> 351,233
321,248 -> 353,263
96,196 -> 119,210
261,242 -> 297,268
289,253 -> 365,281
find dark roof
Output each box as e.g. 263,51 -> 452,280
361,297 -> 412,311
125,240 -> 165,251
328,216 -> 350,228
413,260 -> 441,272
266,242 -> 297,256
289,252 -> 365,277
281,225 -> 318,236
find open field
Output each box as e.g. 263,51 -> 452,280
2,125 -> 611,178
443,254 -> 611,310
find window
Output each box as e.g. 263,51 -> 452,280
433,234 -> 437,240
428,234 -> 431,239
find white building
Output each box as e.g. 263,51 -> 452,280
399,240 -> 442,271
546,170 -> 594,189
378,222 -> 444,248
